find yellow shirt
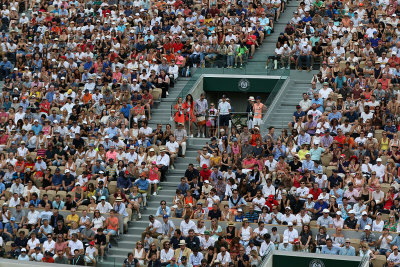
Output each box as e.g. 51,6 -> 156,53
298,149 -> 310,161
66,214 -> 79,226
381,137 -> 389,151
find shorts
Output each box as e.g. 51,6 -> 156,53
219,115 -> 230,126
104,229 -> 117,235
149,180 -> 159,184
253,118 -> 262,126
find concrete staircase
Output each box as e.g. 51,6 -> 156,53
101,2 -> 314,266
245,0 -> 300,71
101,138 -> 207,266
264,71 -> 317,132
147,77 -> 192,129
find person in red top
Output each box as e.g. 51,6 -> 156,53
309,182 -> 322,201
173,37 -> 184,53
265,195 -> 279,210
163,37 -> 173,53
42,251 -> 55,263
200,164 -> 212,182
334,129 -> 346,148
39,98 -> 50,115
245,30 -> 258,59
148,162 -> 160,196
388,52 -> 400,67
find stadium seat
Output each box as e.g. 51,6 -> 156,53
108,181 -> 117,195
372,255 -> 387,267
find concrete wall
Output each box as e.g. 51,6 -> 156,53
0,258 -> 71,267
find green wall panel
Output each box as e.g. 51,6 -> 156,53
203,77 -> 279,93
273,254 -> 360,267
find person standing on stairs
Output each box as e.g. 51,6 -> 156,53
184,94 -> 196,138
217,95 -> 231,136
195,93 -> 208,138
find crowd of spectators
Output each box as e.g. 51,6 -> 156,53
124,0 -> 400,267
0,0 -> 280,264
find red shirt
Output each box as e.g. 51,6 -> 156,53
334,135 -> 346,148
173,42 -> 184,53
40,100 -> 50,115
309,188 -> 322,201
265,199 -> 279,210
163,42 -> 173,53
42,257 -> 55,263
142,93 -> 154,106
246,34 -> 256,45
200,169 -> 212,181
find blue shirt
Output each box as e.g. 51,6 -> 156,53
311,98 -> 324,112
52,200 -> 65,210
302,159 -> 315,171
107,127 -> 118,139
52,174 -> 63,186
0,182 -> 5,194
329,188 -> 344,205
134,178 -> 149,191
321,245 -> 340,254
339,246 -> 356,256
273,144 -> 286,160
155,206 -> 171,217
4,222 -> 17,233
314,201 -> 328,216
31,124 -> 43,135
120,104 -> 132,118
328,111 -> 342,122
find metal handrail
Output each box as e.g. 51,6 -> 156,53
358,255 -> 370,267
260,246 -> 273,267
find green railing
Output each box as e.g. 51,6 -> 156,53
171,63 -> 290,119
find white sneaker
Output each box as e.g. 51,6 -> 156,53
138,213 -> 142,219
166,91 -> 169,96
189,134 -> 193,138
202,133 -> 205,138
153,192 -> 157,196
170,165 -> 175,170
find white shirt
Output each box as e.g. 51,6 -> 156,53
281,214 -> 297,225
160,248 -> 174,262
372,164 -> 386,179
180,220 -> 196,236
124,152 -> 138,163
296,187 -> 310,200
379,234 -> 392,250
295,213 -> 311,226
27,210 -> 40,224
43,240 -> 56,253
252,197 -> 266,212
283,228 -> 299,242
166,141 -> 179,153
200,236 -> 215,250
262,185 -> 275,198
156,154 -> 170,167
199,153 -> 211,167
264,159 -> 277,171
254,227 -> 268,242
149,219 -> 163,234
216,252 -> 231,264
218,101 -> 231,115
68,239 -> 84,255
96,202 -> 113,213
27,238 -> 40,249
